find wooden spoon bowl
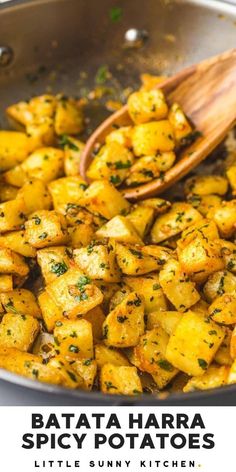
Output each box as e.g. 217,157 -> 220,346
80,49 -> 236,200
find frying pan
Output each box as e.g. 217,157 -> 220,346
0,0 -> 236,405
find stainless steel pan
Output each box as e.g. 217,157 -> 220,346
0,0 -> 236,405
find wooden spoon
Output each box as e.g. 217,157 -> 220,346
80,49 -> 236,200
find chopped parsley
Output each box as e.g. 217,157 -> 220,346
68,345 -> 80,353
157,359 -> 174,372
109,6 -> 123,22
32,215 -> 41,225
59,134 -> 79,151
95,65 -> 109,84
51,261 -> 68,277
198,358 -> 208,370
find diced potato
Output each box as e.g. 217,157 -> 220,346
207,200 -> 236,238
227,359 -> 236,385
46,268 -> 103,317
126,206 -> 155,238
48,176 -> 87,213
0,184 -> 18,202
0,131 -> 33,171
82,306 -> 106,342
139,197 -> 171,214
0,230 -> 36,258
0,198 -> 26,232
230,326 -> 236,359
17,179 -> 52,214
103,292 -> 145,348
226,165 -> 236,193
147,310 -> 182,334
79,180 -> 130,220
96,215 -> 142,244
177,219 -> 219,252
106,126 -> 132,148
127,89 -> 168,124
3,165 -> 27,187
216,329 -> 233,365
63,137 -> 85,176
218,240 -> 236,274
115,243 -> 161,275
159,259 -> 200,312
71,358 -> 97,390
184,175 -> 228,196
26,117 -> 55,148
47,356 -> 85,388
25,210 -> 68,248
0,313 -> 39,351
124,273 -> 167,313
132,121 -> 175,156
203,271 -> 236,302
168,103 -> 192,144
209,293 -> 236,325
109,284 -> 132,311
133,328 -> 178,389
95,344 -> 130,368
74,241 -> 120,282
54,96 -> 83,135
0,289 -> 41,318
126,152 -> 176,186
187,194 -> 222,217
0,248 -> 29,276
7,101 -> 33,126
0,275 -> 13,292
183,365 -> 229,392
166,310 -> 225,376
37,246 -> 71,284
178,237 -> 225,283
0,349 -> 82,388
54,318 -> 93,359
38,291 -> 63,332
68,225 -> 95,249
21,147 -> 64,183
151,202 -> 202,243
87,142 -> 134,185
100,363 -> 142,395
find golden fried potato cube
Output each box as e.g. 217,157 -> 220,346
0,131 -> 33,171
151,202 -> 202,243
139,197 -> 171,215
103,292 -> 145,348
227,165 -> 236,193
185,175 -> 228,196
17,179 -> 52,214
29,94 -> 57,118
21,147 -> 64,183
183,364 -> 229,392
230,326 -> 236,360
219,240 -> 236,274
87,142 -> 134,185
0,184 -> 18,203
124,273 -> 167,313
96,215 -> 142,244
178,237 -> 225,283
168,103 -> 192,144
208,292 -> 236,325
71,358 -> 97,390
68,224 -> 94,249
187,194 -> 222,217
207,200 -> 236,238
134,327 -> 178,389
54,318 -> 93,359
95,344 -> 130,369
54,97 -> 83,135
147,310 -> 182,334
203,270 -> 236,303
47,356 -> 85,388
216,329 -> 233,365
126,206 -> 155,239
38,291 -> 63,332
74,242 -> 121,283
132,121 -> 175,156
46,268 -> 103,317
0,275 -> 13,292
79,180 -> 130,219
48,176 -> 87,213
0,288 -> 41,318
3,165 -> 27,187
166,310 -> 225,376
0,313 -> 39,351
61,136 -> 85,177
6,101 -> 33,126
0,248 -> 29,276
109,284 -> 132,312
159,259 -> 200,311
127,89 -> 168,124
37,246 -> 71,284
115,243 -> 160,275
25,210 -> 68,248
0,230 -> 36,258
26,116 -> 55,148
106,126 -> 132,148
100,363 -> 142,395
82,306 -> 106,342
177,219 -> 219,252
0,348 -> 83,388
126,152 -> 176,186
227,359 -> 236,385
0,198 -> 26,232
